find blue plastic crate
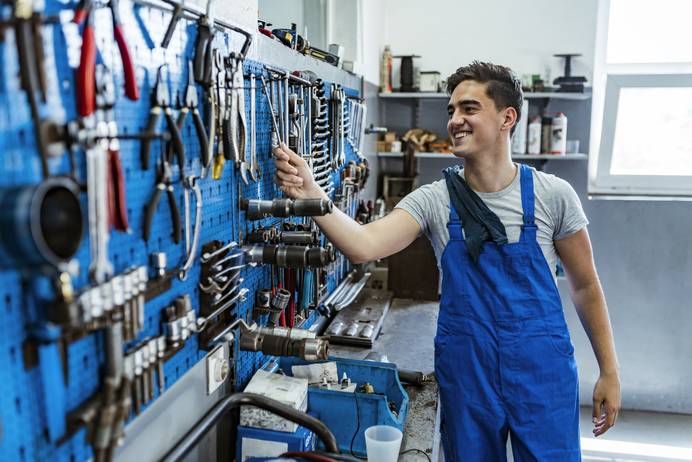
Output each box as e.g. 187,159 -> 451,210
237,425 -> 316,462
277,357 -> 409,457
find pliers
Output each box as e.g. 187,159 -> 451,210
74,0 -> 139,117
140,65 -> 185,171
174,61 -> 210,167
143,158 -> 181,244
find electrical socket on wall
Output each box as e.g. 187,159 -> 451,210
206,344 -> 229,395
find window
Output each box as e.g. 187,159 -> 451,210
589,0 -> 692,198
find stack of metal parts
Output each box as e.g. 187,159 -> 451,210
346,97 -> 367,157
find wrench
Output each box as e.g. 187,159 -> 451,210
249,73 -> 260,181
86,121 -> 113,283
228,58 -> 249,185
179,176 -> 202,281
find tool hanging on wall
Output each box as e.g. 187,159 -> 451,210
95,65 -> 129,232
140,65 -> 185,171
193,0 -> 216,85
171,61 -> 209,172
143,155 -> 181,244
73,0 -> 139,117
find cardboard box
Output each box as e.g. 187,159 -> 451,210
383,132 -> 397,142
240,370 -> 308,432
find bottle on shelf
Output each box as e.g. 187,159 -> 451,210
527,116 -> 542,154
380,46 -> 393,93
550,112 -> 568,155
511,100 -> 529,154
541,115 -> 553,154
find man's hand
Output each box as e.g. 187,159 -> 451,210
273,143 -> 327,200
592,371 -> 621,436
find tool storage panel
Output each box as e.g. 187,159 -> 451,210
0,1 -> 369,460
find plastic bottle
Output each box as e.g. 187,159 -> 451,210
550,112 -> 568,155
527,116 -> 542,154
511,100 -> 529,154
541,116 -> 553,154
380,46 -> 393,93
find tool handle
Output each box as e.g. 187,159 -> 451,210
193,27 -> 212,84
107,151 -> 117,230
143,187 -> 163,241
160,6 -> 182,49
76,24 -> 96,117
113,24 -> 139,101
109,149 -> 129,231
221,117 -> 232,160
164,110 -> 185,172
167,109 -> 187,165
140,109 -> 160,170
191,109 -> 210,164
166,188 -> 181,244
73,8 -> 88,25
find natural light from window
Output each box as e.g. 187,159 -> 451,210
607,0 -> 692,64
610,87 -> 692,176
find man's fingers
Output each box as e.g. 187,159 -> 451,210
280,142 -> 305,164
275,171 -> 303,185
605,404 -> 617,428
592,399 -> 601,423
275,159 -> 298,175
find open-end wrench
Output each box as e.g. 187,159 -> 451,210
179,176 -> 202,281
249,73 -> 260,181
200,241 -> 238,263
260,75 -> 283,148
228,58 -> 249,185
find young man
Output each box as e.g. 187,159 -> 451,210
273,61 -> 620,461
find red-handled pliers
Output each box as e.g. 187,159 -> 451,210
74,0 -> 139,117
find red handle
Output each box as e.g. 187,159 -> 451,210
113,25 -> 139,101
109,149 -> 129,231
76,25 -> 96,117
72,8 -> 88,25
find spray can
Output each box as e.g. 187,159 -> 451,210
541,116 -> 553,154
380,46 -> 393,93
511,99 -> 529,154
550,112 -> 568,155
527,116 -> 542,154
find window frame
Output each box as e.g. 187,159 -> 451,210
589,0 -> 692,199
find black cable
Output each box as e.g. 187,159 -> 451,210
349,392 -> 366,460
400,448 -> 432,462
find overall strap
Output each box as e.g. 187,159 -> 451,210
519,164 -> 535,227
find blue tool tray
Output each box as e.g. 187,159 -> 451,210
277,357 -> 409,457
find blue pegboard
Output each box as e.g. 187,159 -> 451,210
0,1 -> 363,460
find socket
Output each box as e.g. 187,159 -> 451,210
205,344 -> 229,395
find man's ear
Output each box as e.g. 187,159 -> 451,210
501,106 -> 518,132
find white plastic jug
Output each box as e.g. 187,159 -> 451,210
364,425 -> 403,462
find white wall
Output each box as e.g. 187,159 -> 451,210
360,0 -> 388,85
383,0 -> 598,88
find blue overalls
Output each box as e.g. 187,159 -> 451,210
435,165 -> 580,461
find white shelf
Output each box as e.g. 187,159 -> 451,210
379,92 -> 447,98
379,91 -> 591,100
378,152 -> 588,160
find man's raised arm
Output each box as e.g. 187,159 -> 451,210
273,143 -> 421,264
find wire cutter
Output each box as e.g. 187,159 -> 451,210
140,65 -> 185,171
143,157 -> 181,244
74,0 -> 139,117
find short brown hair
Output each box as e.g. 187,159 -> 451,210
446,61 -> 523,134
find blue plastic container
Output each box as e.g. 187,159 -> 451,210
277,357 -> 409,457
237,425 -> 316,462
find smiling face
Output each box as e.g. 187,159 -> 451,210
446,80 -> 516,158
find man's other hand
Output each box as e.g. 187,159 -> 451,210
592,371 -> 621,437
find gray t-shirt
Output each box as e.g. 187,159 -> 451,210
395,164 -> 588,278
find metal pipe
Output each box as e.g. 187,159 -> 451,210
161,392 -> 339,461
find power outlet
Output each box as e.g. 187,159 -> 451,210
206,344 -> 229,395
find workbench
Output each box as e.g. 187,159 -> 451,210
328,290 -> 442,462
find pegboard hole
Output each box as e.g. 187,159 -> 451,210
10,346 -> 16,363
15,397 -> 21,413
5,294 -> 12,312
83,354 -> 89,369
